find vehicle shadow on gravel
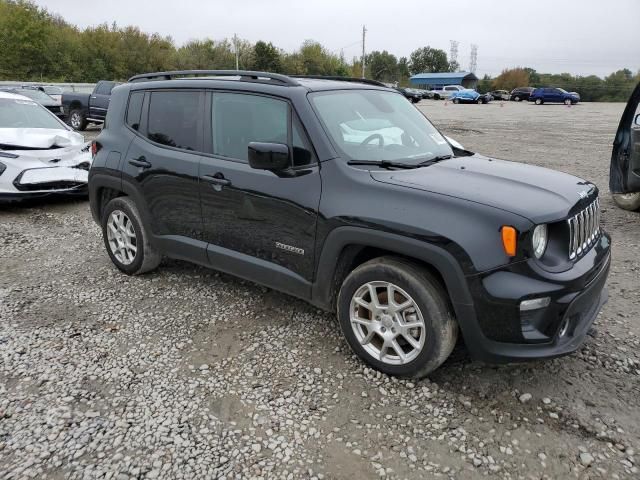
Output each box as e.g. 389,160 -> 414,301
0,195 -> 89,212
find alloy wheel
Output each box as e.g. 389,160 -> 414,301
107,210 -> 137,265
71,112 -> 80,129
349,281 -> 426,365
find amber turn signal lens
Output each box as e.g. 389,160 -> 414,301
501,226 -> 517,257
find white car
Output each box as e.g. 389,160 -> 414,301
429,85 -> 466,100
0,91 -> 92,202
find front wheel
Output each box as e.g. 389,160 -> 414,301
535,98 -> 543,105
453,98 -> 459,104
434,94 -> 441,100
564,98 -> 572,105
612,192 -> 640,211
513,96 -> 521,102
337,257 -> 458,378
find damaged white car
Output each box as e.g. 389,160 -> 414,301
0,91 -> 91,202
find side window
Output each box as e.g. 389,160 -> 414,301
146,91 -> 200,151
292,113 -> 314,167
126,91 -> 144,131
95,82 -> 112,95
212,93 -> 288,162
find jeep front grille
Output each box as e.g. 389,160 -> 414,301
567,199 -> 600,260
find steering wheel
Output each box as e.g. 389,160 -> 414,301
360,133 -> 384,148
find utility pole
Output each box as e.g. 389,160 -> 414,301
234,34 -> 239,70
361,25 -> 366,78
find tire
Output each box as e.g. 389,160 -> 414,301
535,98 -> 543,105
564,98 -> 572,105
337,257 -> 458,378
69,109 -> 87,131
513,96 -> 521,102
101,196 -> 161,275
453,98 -> 459,104
612,192 -> 640,211
434,94 -> 441,100
477,98 -> 483,104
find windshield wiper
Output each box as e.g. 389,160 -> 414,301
415,154 -> 453,167
347,159 -> 416,169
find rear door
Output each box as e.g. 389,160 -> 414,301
90,81 -> 115,120
199,91 -> 321,296
610,82 -> 640,193
122,89 -> 205,250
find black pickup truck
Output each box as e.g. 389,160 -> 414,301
62,80 -> 118,131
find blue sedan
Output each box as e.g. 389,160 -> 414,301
449,89 -> 490,104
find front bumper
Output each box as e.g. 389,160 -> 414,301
457,233 -> 611,363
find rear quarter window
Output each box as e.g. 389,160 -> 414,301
126,91 -> 144,131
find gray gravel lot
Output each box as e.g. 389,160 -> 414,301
1,101 -> 639,480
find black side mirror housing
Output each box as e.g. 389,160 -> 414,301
248,142 -> 290,171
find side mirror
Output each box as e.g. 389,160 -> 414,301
635,113 -> 640,126
248,142 -> 290,171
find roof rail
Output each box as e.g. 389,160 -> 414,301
128,70 -> 300,86
290,75 -> 389,87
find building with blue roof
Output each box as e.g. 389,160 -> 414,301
409,72 -> 478,90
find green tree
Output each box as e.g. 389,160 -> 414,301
366,50 -> 398,82
408,47 -> 450,75
251,41 -> 281,72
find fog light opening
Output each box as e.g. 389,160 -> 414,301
519,297 -> 551,312
558,317 -> 570,338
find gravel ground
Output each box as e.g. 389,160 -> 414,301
1,101 -> 639,480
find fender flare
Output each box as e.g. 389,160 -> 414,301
311,227 -> 474,314
88,173 -> 153,235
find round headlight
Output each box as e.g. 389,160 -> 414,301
532,224 -> 548,259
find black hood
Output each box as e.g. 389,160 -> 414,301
370,155 -> 597,224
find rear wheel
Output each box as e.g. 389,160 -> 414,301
513,95 -> 521,102
69,109 -> 87,131
535,98 -> 543,105
453,98 -> 460,104
477,98 -> 483,104
434,94 -> 441,100
612,192 -> 640,211
337,257 -> 458,378
101,197 -> 161,275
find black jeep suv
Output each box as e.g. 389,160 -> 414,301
89,70 -> 611,378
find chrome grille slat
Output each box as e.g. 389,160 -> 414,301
567,199 -> 600,260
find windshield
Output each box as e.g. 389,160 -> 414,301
310,90 -> 453,164
557,88 -> 568,93
0,98 -> 65,129
10,89 -> 54,103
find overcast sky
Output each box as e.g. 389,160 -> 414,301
35,0 -> 639,78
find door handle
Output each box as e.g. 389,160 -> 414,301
91,96 -> 97,99
128,156 -> 152,169
201,174 -> 231,187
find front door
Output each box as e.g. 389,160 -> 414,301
199,91 -> 321,295
122,90 -> 205,244
610,82 -> 640,193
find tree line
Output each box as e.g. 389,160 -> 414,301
1,0 -> 637,102
477,67 -> 639,102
